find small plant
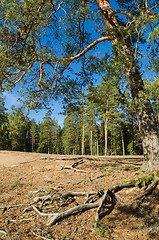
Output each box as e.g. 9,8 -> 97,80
10,180 -> 23,189
94,221 -> 111,238
26,188 -> 53,199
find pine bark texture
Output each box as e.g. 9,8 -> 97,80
96,0 -> 159,169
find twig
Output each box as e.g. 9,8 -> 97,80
0,230 -> 7,235
0,200 -> 40,214
31,229 -> 53,240
23,205 -> 54,218
61,164 -> 88,173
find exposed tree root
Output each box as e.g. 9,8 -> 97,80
22,174 -> 158,226
0,230 -> 7,236
61,159 -> 91,173
1,173 -> 158,229
0,200 -> 40,214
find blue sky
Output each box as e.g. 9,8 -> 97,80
3,1 -> 157,126
4,91 -> 65,126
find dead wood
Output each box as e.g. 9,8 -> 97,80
46,202 -> 100,226
22,189 -> 116,226
61,164 -> 88,173
47,189 -> 117,226
0,230 -> 7,236
0,200 -> 40,214
61,159 -> 90,173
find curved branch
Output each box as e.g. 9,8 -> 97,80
109,10 -> 135,21
14,61 -> 35,84
149,3 -> 159,12
68,36 -> 112,61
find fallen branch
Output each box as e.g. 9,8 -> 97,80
0,199 -> 41,214
23,205 -> 53,218
47,202 -> 99,226
61,164 -> 87,173
61,159 -> 89,173
6,174 -> 158,229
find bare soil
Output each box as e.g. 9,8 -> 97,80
0,151 -> 158,240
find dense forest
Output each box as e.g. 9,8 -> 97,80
2,70 -> 158,156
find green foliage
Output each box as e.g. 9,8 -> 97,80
62,111 -> 81,155
0,93 -> 9,149
37,110 -> 61,154
8,106 -> 31,151
0,0 -> 158,159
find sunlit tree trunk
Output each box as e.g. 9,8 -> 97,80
90,124 -> 93,155
104,100 -> 109,156
82,107 -> 85,155
95,121 -> 99,156
97,0 -> 159,169
105,116 -> 108,156
120,123 -> 125,156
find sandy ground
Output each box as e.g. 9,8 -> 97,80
0,151 -> 158,240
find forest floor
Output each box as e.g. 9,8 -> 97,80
0,151 -> 158,240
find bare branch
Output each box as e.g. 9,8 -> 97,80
109,10 -> 135,21
67,36 -> 112,61
149,3 -> 159,12
48,0 -> 64,18
14,61 -> 35,85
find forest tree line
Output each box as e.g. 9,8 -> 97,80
2,72 -> 158,156
1,70 -> 158,156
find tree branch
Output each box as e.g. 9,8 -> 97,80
109,10 -> 135,21
14,61 -> 35,85
66,36 -> 112,61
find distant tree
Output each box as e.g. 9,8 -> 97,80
86,85 -> 99,155
0,93 -> 9,149
37,110 -> 53,154
8,106 -> 30,151
97,77 -> 122,155
51,117 -> 60,154
62,112 -> 79,155
30,118 -> 39,152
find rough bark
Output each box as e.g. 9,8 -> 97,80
96,0 -> 159,169
125,61 -> 159,169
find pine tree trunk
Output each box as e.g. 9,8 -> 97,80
105,116 -> 108,156
105,101 -> 109,156
90,126 -> 93,155
95,121 -> 99,156
96,0 -> 159,169
82,109 -> 85,155
100,121 -> 104,155
125,63 -> 159,169
120,123 -> 125,156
